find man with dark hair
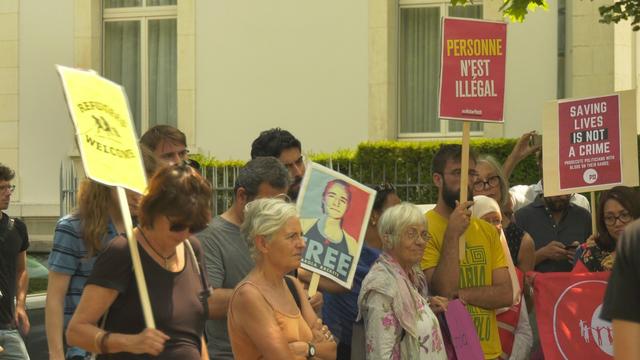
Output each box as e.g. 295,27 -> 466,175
0,164 -> 30,358
515,192 -> 591,273
140,125 -> 190,166
421,144 -> 512,359
197,157 -> 289,360
251,128 -> 305,200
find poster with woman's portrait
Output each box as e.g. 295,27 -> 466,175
296,162 -> 376,289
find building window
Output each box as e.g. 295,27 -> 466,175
398,2 -> 483,138
103,0 -> 177,134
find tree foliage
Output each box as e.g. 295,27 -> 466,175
452,0 -> 640,31
599,0 -> 640,31
451,0 -> 548,22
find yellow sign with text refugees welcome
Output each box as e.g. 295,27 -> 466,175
57,65 -> 146,194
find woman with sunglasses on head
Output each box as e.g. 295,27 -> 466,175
66,164 -> 213,359
575,186 -> 640,272
227,198 -> 336,360
46,147 -> 158,360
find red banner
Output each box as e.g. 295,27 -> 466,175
532,271 -> 612,360
558,94 -> 622,191
438,18 -> 507,122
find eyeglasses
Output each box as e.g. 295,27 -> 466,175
603,212 -> 633,226
404,228 -> 429,242
0,185 -> 15,193
473,175 -> 500,191
167,217 -> 207,234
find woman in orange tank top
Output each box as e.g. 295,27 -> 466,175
228,198 -> 337,360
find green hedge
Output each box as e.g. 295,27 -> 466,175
195,135 -> 640,205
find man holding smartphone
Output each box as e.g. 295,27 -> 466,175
515,193 -> 592,272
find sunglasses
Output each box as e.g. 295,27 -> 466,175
167,217 -> 207,234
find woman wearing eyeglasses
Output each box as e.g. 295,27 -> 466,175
575,186 -> 640,272
473,155 -> 536,276
358,203 -> 447,360
66,164 -> 213,359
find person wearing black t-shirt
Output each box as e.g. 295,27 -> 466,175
0,164 -> 30,359
601,219 -> 640,360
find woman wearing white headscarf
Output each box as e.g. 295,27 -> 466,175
472,195 -> 533,360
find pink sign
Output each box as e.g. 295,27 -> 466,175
444,299 -> 484,360
558,95 -> 621,190
439,18 -> 507,122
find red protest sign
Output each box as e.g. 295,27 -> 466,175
558,95 -> 621,191
439,18 -> 507,122
532,271 -> 612,360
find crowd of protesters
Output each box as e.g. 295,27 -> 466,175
0,125 -> 637,359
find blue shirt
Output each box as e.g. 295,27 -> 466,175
48,215 -> 118,359
322,245 -> 381,345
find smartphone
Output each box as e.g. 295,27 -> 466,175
529,134 -> 542,147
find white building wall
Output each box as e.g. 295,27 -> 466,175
18,0 -> 75,215
476,0 -> 558,139
194,0 -> 369,160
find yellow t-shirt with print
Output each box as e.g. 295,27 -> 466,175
421,210 -> 507,360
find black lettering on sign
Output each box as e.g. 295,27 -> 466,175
304,238 -> 353,280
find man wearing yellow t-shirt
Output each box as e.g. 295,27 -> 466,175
421,144 -> 513,359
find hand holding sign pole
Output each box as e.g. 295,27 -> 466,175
56,65 -> 155,329
439,17 -> 507,260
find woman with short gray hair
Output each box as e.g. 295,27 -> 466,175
228,198 -> 336,360
357,202 -> 448,359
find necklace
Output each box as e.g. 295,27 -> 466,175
138,227 -> 176,269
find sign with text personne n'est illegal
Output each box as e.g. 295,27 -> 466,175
439,17 -> 507,122
542,90 -> 639,195
56,65 -> 147,194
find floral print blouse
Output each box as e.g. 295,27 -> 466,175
577,235 -> 615,272
358,253 -> 446,360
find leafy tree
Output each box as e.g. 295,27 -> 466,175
451,0 -> 548,22
452,0 -> 640,31
598,0 -> 640,30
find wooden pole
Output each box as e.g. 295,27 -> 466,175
307,272 -> 321,297
590,192 -> 597,235
116,187 -> 155,329
459,122 -> 471,261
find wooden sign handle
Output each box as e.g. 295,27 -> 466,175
307,272 -> 320,298
590,192 -> 597,236
117,187 -> 156,329
459,122 -> 471,261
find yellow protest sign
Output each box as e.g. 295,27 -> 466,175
57,65 -> 146,194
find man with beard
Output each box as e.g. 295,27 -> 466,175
251,128 -> 305,200
515,193 -> 591,272
421,144 -> 512,360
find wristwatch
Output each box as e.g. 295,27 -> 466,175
307,342 -> 316,358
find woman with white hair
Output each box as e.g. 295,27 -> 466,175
227,198 -> 336,360
357,202 -> 447,360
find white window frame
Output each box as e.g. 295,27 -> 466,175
397,0 -> 484,139
103,2 -> 177,133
